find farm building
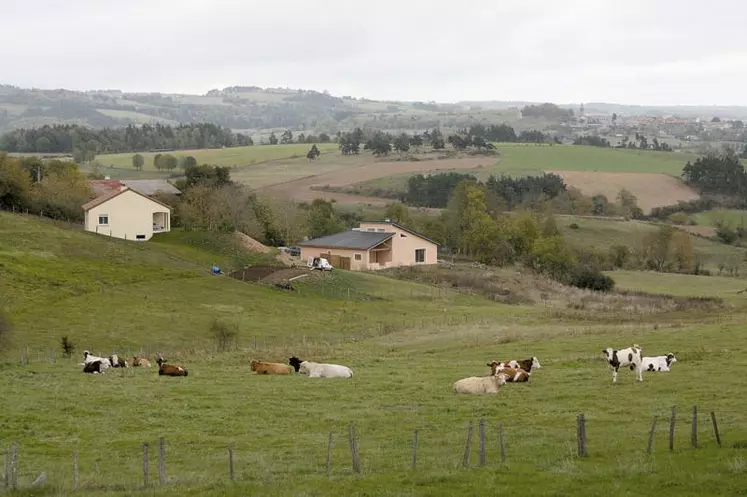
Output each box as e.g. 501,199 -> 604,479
82,187 -> 172,241
299,221 -> 438,271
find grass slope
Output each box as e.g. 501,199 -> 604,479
95,143 -> 338,170
2,213 -> 747,496
557,216 -> 747,273
694,209 -> 747,229
340,144 -> 695,200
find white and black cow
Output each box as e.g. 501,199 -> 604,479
83,360 -> 108,374
642,353 -> 677,372
602,344 -> 643,383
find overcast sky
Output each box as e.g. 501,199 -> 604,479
2,0 -> 745,105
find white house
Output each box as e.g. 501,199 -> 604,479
82,187 -> 172,241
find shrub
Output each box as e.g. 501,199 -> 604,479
669,212 -> 691,225
565,264 -> 615,292
211,319 -> 239,352
609,244 -> 631,268
569,223 -> 579,229
60,336 -> 75,358
716,226 -> 739,245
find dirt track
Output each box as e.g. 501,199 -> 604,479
548,170 -> 700,213
261,157 -> 493,205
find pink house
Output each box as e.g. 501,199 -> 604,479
299,221 -> 438,271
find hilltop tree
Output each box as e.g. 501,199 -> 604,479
132,154 -> 144,171
296,133 -> 306,144
153,153 -> 163,170
268,132 -> 278,145
306,144 -> 321,160
318,132 -> 331,143
280,129 -> 293,144
180,155 -> 198,170
338,131 -> 361,155
682,154 -> 747,196
365,132 -> 392,156
428,128 -> 445,149
0,154 -> 33,210
410,134 -> 423,148
393,133 -> 411,154
384,202 -> 412,226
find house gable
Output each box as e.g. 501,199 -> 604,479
82,186 -> 172,212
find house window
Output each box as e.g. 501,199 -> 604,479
136,235 -> 146,240
415,249 -> 425,263
98,215 -> 109,225
355,254 -> 362,261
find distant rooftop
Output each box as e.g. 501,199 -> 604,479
120,179 -> 181,196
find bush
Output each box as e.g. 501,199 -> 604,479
211,319 -> 239,352
608,244 -> 632,268
716,225 -> 739,245
569,223 -> 579,229
60,336 -> 75,358
669,212 -> 691,225
565,264 -> 615,292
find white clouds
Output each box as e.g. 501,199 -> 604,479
1,0 -> 745,105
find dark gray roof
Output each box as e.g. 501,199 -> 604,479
361,221 -> 438,245
299,230 -> 394,250
120,179 -> 182,196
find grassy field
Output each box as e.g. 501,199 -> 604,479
338,144 -> 695,200
694,209 -> 747,229
95,143 -> 339,170
2,212 -> 747,496
557,216 -> 747,273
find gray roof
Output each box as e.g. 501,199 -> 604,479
299,230 -> 394,250
120,179 -> 182,196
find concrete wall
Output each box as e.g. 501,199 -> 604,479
84,189 -> 170,241
357,223 -> 437,267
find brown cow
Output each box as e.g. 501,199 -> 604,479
156,354 -> 188,377
251,360 -> 292,375
487,361 -> 531,382
132,356 -> 151,368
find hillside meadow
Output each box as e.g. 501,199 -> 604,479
333,144 -> 696,204
2,213 -> 747,496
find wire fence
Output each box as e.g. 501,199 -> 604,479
2,406 -> 742,494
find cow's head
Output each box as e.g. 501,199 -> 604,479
495,373 -> 508,386
288,356 -> 303,372
250,360 -> 259,371
156,354 -> 166,367
83,350 -> 91,359
298,361 -> 310,376
666,353 -> 678,365
602,348 -> 613,360
531,357 -> 542,370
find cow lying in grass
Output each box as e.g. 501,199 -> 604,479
251,360 -> 292,375
81,350 -> 111,369
288,356 -> 353,378
603,344 -> 643,383
453,372 -> 508,394
642,353 -> 677,372
83,360 -> 108,374
491,357 -> 542,373
109,354 -> 128,368
487,361 -> 531,382
131,356 -> 151,367
156,355 -> 188,377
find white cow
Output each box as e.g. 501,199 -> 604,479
81,350 -> 111,369
602,344 -> 643,383
453,373 -> 508,394
642,353 -> 677,372
298,361 -> 354,378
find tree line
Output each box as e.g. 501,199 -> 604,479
0,123 -> 253,158
406,172 -> 567,209
573,133 -> 673,151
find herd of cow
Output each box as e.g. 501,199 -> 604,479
79,344 -> 678,391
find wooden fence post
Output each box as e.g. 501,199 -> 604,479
228,443 -> 235,481
462,421 -> 473,468
691,405 -> 698,449
10,443 -> 17,490
326,432 -> 333,477
711,411 -> 722,447
348,424 -> 360,474
411,430 -> 418,470
669,407 -> 677,452
143,442 -> 149,488
647,415 -> 658,454
498,422 -> 506,464
478,419 -> 486,467
159,437 -> 166,484
577,414 -> 587,457
73,451 -> 79,491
